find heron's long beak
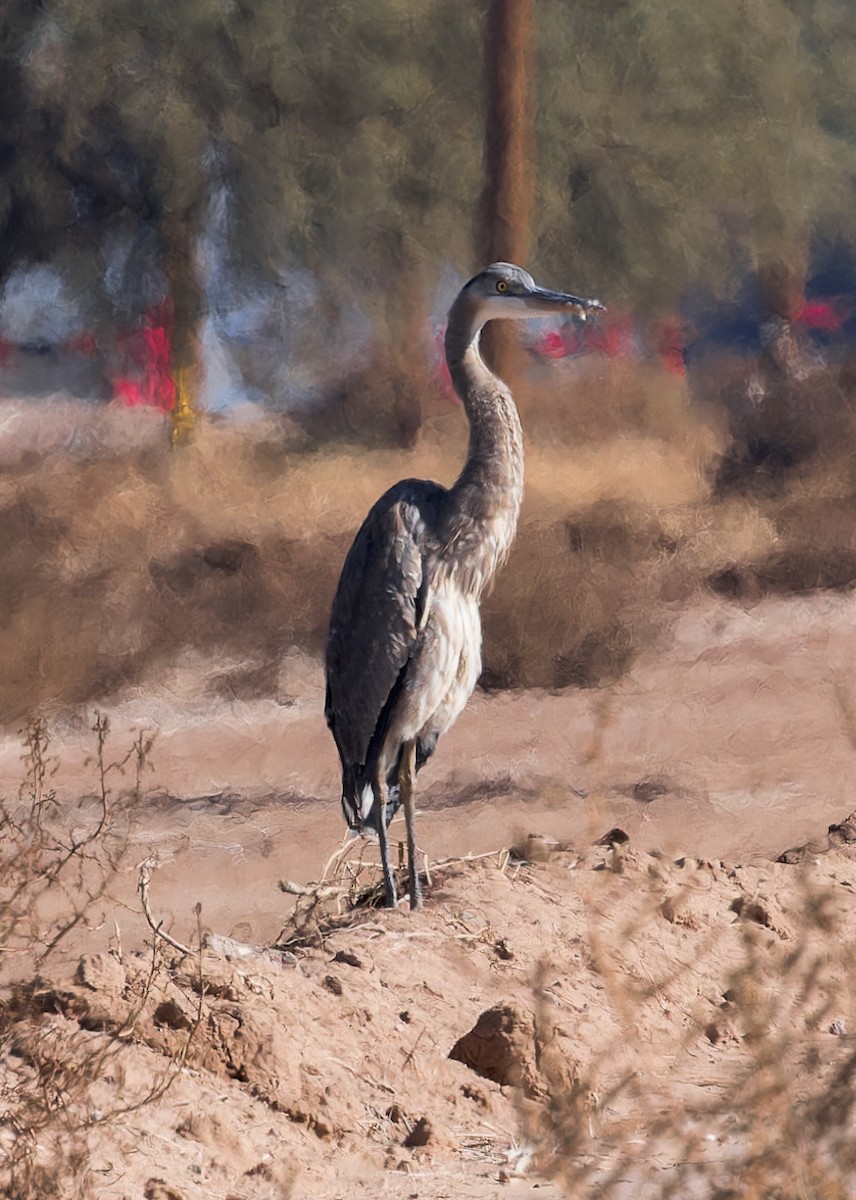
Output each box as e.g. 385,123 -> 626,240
526,286 -> 605,321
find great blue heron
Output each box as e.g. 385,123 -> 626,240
325,262 -> 604,909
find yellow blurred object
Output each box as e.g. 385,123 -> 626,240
171,366 -> 196,446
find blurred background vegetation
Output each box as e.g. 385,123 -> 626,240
4,0 -> 856,410
3,1 -> 856,712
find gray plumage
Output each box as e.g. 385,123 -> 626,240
325,263 -> 604,909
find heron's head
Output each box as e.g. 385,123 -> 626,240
454,262 -> 604,334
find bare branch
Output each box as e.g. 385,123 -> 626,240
137,862 -> 192,958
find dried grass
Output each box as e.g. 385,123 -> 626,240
2,357 -> 856,713
519,862 -> 856,1199
0,719 -> 204,1200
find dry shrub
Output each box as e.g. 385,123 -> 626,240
1,942 -> 205,1200
521,855 -> 856,1199
712,358 -> 856,498
0,715 -> 150,970
516,358 -> 719,451
3,355 -> 856,713
0,1000 -> 93,1200
481,501 -> 671,689
0,413 -> 351,719
0,373 -> 724,712
708,451 -> 856,598
0,716 -> 169,1199
747,491 -> 856,593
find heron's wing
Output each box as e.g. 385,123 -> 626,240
325,480 -> 444,776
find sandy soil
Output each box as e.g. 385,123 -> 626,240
4,588 -> 856,1198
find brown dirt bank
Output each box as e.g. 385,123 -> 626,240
5,806 -> 856,1198
4,588 -> 856,1195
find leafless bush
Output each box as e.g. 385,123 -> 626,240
522,860 -> 856,1199
0,716 -> 205,1200
0,715 -> 152,965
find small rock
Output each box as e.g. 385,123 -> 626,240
595,827 -> 629,847
830,1018 -> 847,1037
514,834 -> 555,862
144,1180 -> 185,1200
449,1005 -> 542,1097
608,843 -> 626,875
828,813 -> 856,844
403,1117 -> 433,1148
333,949 -> 364,968
729,897 -> 773,928
777,844 -> 813,865
313,1114 -> 332,1138
175,950 -> 241,1000
153,999 -> 193,1032
203,932 -> 259,959
76,953 -> 126,995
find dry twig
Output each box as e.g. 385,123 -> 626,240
138,860 -> 192,958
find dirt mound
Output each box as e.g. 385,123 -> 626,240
449,1003 -> 545,1097
6,815 -> 856,1198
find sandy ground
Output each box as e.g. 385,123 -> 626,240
4,588 -> 855,948
4,588 -> 856,1197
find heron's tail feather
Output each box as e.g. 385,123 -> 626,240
340,775 -> 372,831
340,731 -> 436,835
340,772 -> 400,834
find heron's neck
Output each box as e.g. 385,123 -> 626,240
444,320 -> 524,567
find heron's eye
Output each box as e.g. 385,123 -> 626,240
496,280 -> 508,293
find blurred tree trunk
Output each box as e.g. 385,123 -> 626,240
160,209 -> 203,445
479,0 -> 534,387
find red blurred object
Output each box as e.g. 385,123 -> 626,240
585,312 -> 635,359
795,299 -> 849,334
654,316 -> 687,376
533,313 -> 635,362
112,304 -> 176,411
67,332 -> 98,356
535,329 -> 570,358
532,326 -> 583,359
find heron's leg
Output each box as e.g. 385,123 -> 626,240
371,775 -> 397,908
399,740 -> 421,911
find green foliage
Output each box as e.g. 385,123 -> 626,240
4,0 -> 856,340
534,0 -> 856,308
